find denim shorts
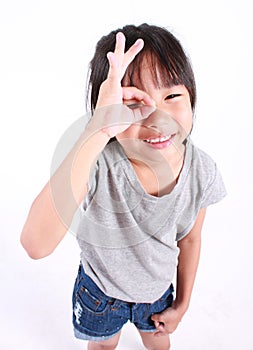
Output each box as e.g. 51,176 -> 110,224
72,263 -> 174,342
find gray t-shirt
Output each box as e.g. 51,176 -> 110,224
76,139 -> 226,303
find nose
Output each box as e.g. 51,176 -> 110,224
141,108 -> 172,126
139,108 -> 179,136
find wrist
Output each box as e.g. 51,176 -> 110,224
172,299 -> 189,315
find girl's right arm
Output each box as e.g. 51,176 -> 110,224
20,32 -> 154,259
20,129 -> 110,259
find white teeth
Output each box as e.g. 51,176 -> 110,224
145,135 -> 172,144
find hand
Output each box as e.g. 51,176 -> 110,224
151,301 -> 186,337
96,31 -> 154,108
89,32 -> 155,138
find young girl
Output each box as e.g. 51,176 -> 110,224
21,24 -> 226,350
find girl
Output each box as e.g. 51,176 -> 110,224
21,24 -> 226,350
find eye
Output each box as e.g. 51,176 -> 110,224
165,93 -> 181,100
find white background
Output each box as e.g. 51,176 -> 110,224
0,0 -> 252,349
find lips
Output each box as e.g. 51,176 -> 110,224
142,133 -> 176,149
143,133 -> 176,143
144,134 -> 173,143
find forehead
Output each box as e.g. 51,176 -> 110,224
123,52 -> 176,89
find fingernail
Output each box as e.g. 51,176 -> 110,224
134,38 -> 143,46
116,32 -> 124,40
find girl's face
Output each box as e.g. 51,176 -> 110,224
116,63 -> 193,160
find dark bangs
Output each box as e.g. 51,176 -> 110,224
88,23 -> 196,112
124,48 -> 192,92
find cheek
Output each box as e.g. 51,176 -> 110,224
173,103 -> 193,134
180,109 -> 193,127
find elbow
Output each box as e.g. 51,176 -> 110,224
24,250 -> 45,260
20,229 -> 53,260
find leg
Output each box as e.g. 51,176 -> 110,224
87,331 -> 121,350
138,330 -> 170,350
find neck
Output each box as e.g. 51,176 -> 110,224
128,146 -> 185,197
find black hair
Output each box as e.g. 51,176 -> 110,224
87,23 -> 196,113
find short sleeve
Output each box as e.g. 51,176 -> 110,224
87,162 -> 99,195
200,164 -> 227,208
79,162 -> 99,212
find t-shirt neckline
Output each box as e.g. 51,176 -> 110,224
111,139 -> 193,200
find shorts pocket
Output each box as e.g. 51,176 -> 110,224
75,281 -> 110,315
72,279 -> 122,336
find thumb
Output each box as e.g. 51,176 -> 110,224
151,313 -> 164,327
153,320 -> 165,332
151,312 -> 162,322
153,320 -> 161,329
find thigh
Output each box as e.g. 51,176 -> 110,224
138,330 -> 170,350
88,331 -> 122,350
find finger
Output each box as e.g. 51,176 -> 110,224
106,32 -> 126,81
106,51 -> 123,81
153,318 -> 165,330
107,35 -> 144,83
154,321 -> 166,337
123,87 -> 155,106
114,32 -> 126,56
153,320 -> 161,329
151,313 -> 162,322
122,38 -> 144,68
106,51 -> 117,70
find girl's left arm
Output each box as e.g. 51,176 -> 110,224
151,207 -> 206,336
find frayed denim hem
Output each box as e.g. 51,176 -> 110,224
74,327 -> 121,342
136,327 -> 156,333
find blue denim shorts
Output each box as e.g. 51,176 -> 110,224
72,263 -> 174,342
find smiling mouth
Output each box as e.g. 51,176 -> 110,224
143,134 -> 176,144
